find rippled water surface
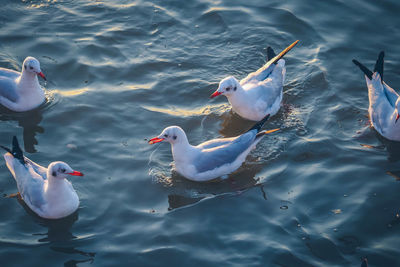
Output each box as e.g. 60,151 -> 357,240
1,0 -> 400,266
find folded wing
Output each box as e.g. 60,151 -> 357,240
0,77 -> 19,103
4,153 -> 46,209
194,130 -> 257,173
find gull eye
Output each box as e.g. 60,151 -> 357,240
164,134 -> 168,138
173,136 -> 177,140
61,168 -> 66,173
233,86 -> 237,91
29,66 -> 33,70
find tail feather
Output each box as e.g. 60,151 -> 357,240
256,128 -> 280,138
267,47 -> 276,63
270,40 -> 299,65
247,114 -> 270,133
11,136 -> 24,165
374,51 -> 384,81
352,59 -> 373,80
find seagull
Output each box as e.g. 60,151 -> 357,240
148,114 -> 279,182
0,57 -> 46,112
210,40 -> 299,121
1,136 -> 83,219
353,51 -> 400,141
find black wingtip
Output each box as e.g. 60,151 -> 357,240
0,145 -> 11,154
352,59 -> 373,80
374,51 -> 384,81
11,136 -> 24,165
267,47 -> 276,63
248,114 -> 271,133
361,257 -> 368,267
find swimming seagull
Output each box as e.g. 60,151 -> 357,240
0,57 -> 46,112
1,136 -> 83,219
353,51 -> 400,141
210,40 -> 299,121
148,114 -> 279,182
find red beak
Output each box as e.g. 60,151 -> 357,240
67,171 -> 84,176
148,137 -> 165,144
396,113 -> 400,123
37,72 -> 46,81
210,91 -> 222,99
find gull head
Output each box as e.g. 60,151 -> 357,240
23,56 -> 46,80
148,126 -> 187,145
210,76 -> 240,98
48,161 -> 84,179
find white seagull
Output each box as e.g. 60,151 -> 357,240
0,57 -> 46,112
148,114 -> 279,182
353,51 -> 400,141
210,40 -> 299,121
1,136 -> 83,219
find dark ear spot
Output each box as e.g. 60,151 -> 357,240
52,171 -> 56,176
24,65 -> 27,70
173,135 -> 177,140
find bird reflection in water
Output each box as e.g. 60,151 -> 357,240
217,102 -> 293,138
376,133 -> 400,162
8,194 -> 96,265
0,104 -> 44,153
167,164 -> 267,211
219,110 -> 254,137
360,132 -> 400,180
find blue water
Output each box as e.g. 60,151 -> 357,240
1,0 -> 400,266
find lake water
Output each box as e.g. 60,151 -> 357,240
1,0 -> 400,266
